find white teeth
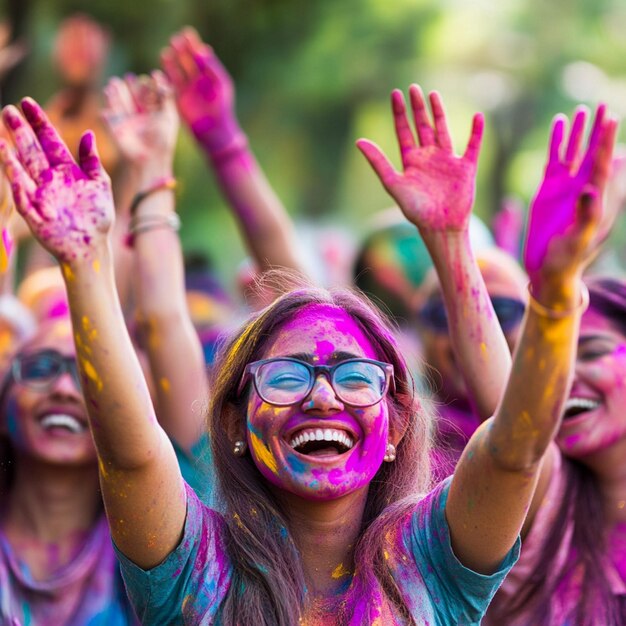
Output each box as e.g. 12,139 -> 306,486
289,428 -> 355,451
564,398 -> 601,412
40,413 -> 85,434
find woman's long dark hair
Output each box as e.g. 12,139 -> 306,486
207,279 -> 432,625
506,277 -> 626,626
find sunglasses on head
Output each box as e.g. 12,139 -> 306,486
418,296 -> 526,334
11,349 -> 80,391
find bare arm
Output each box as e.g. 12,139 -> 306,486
102,71 -> 209,453
0,98 -> 187,569
359,92 -> 617,572
161,27 -> 305,274
357,86 -> 510,421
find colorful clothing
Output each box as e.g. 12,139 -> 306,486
173,434 -> 215,507
430,402 -> 480,482
117,477 -> 519,625
483,452 -> 626,625
0,514 -> 137,626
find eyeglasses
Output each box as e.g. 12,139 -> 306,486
11,349 -> 80,391
238,357 -> 394,407
418,296 -> 526,334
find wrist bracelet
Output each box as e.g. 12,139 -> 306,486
125,213 -> 181,248
129,176 -> 178,217
527,282 -> 589,319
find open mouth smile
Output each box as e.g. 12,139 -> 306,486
562,397 -> 601,422
288,427 -> 356,457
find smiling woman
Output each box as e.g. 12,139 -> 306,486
0,85 -> 616,626
0,316 -> 137,625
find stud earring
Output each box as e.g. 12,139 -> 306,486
383,442 -> 396,462
233,440 -> 247,457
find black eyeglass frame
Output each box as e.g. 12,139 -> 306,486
238,357 -> 395,407
11,348 -> 81,391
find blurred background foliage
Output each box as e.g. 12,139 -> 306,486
2,0 -> 626,287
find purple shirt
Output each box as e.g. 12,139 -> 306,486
483,452 -> 626,625
0,514 -> 138,626
117,479 -> 519,625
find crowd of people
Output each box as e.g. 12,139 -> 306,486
0,13 -> 625,626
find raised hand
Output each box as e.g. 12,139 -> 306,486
102,71 -> 179,170
0,98 -> 113,264
524,105 -> 618,286
161,27 -> 245,158
357,85 -> 483,233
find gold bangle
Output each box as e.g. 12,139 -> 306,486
527,282 -> 589,319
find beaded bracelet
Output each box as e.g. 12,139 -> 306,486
125,213 -> 181,248
527,283 -> 589,319
129,176 -> 178,217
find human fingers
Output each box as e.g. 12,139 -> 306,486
20,98 -> 76,168
78,131 -> 108,182
170,33 -> 197,81
409,84 -> 435,147
104,77 -> 136,117
577,103 -> 607,182
563,106 -> 587,170
356,139 -> 399,190
2,104 -> 49,183
0,139 -> 42,227
547,114 -> 566,168
428,91 -> 453,151
463,113 -> 484,164
391,89 -> 417,169
160,48 -> 185,91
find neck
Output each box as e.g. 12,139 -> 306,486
59,84 -> 94,115
279,488 -> 368,596
2,456 -> 101,541
579,438 -> 626,523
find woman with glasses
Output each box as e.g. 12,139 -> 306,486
0,314 -> 138,625
0,86 -> 615,626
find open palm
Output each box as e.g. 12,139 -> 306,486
0,99 -> 113,264
357,85 -> 483,233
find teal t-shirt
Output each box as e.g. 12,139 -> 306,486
172,433 -> 215,508
116,477 -> 519,625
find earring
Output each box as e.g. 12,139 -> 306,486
233,440 -> 247,457
383,442 -> 396,462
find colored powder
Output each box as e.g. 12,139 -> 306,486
159,377 -> 171,393
331,562 -> 350,579
81,357 -> 103,392
249,431 -> 278,475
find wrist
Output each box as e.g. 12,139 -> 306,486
529,271 -> 583,311
60,240 -> 113,278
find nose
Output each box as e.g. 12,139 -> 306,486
301,374 -> 343,413
50,370 -> 81,397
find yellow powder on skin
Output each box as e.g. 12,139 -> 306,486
331,562 -> 350,579
159,377 -> 170,393
81,357 -> 103,392
61,263 -> 74,282
249,431 -> 278,475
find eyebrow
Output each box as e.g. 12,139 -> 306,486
284,351 -> 364,363
578,334 -> 615,346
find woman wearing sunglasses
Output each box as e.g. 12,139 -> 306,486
0,84 -> 615,626
416,246 -> 528,478
0,315 -> 138,625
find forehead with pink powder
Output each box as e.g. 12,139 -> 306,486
264,303 -> 380,361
